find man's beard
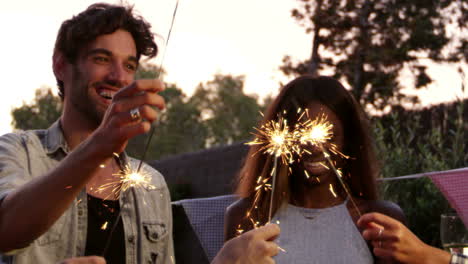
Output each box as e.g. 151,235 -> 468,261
69,66 -> 106,127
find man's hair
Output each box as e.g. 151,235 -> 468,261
53,3 -> 158,99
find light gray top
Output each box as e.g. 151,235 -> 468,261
271,200 -> 373,264
0,121 -> 174,264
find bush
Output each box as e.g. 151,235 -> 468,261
169,183 -> 193,201
374,100 -> 466,246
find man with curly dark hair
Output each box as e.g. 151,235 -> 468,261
0,3 -> 171,264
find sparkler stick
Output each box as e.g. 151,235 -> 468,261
267,157 -> 278,222
246,114 -> 296,223
318,143 -> 362,217
101,209 -> 122,256
236,161 -> 274,236
136,0 -> 180,173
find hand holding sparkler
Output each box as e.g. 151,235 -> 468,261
214,223 -> 281,264
94,78 -> 166,159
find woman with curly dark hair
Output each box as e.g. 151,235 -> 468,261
225,75 -> 405,263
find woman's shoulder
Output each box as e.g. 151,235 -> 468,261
225,196 -> 253,220
365,200 -> 407,225
224,196 -> 253,241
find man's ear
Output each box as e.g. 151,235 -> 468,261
52,52 -> 67,81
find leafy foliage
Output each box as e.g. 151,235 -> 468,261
282,0 -> 467,110
374,100 -> 467,246
190,74 -> 262,147
11,87 -> 62,130
127,83 -> 210,160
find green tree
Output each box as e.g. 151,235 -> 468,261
190,74 -> 262,146
134,62 -> 165,79
127,63 -> 208,160
126,84 -> 209,160
282,0 -> 467,110
374,98 -> 467,246
11,87 -> 62,130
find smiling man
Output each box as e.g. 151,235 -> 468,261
0,3 -> 172,263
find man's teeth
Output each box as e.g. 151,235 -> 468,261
99,91 -> 114,99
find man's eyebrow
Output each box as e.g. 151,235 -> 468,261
128,55 -> 138,64
86,48 -> 138,64
86,48 -> 113,57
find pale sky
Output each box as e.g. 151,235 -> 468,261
0,0 -> 466,136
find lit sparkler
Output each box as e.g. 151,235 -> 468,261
296,112 -> 360,216
237,114 -> 296,234
247,115 -> 297,164
247,114 -> 299,223
298,112 -> 333,147
297,111 -> 349,159
97,162 -> 155,199
100,159 -> 155,256
101,221 -> 109,230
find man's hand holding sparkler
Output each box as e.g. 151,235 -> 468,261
213,223 -> 281,264
92,79 -> 166,158
0,79 -> 166,253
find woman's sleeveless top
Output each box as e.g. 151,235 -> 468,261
271,200 -> 373,264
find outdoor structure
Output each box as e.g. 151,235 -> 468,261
151,143 -> 249,264
150,142 -> 249,198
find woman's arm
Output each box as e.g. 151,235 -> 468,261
358,212 -> 451,264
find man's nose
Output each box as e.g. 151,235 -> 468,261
108,63 -> 130,87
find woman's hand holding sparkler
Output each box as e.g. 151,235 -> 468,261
358,213 -> 451,264
93,79 -> 166,158
213,223 -> 281,264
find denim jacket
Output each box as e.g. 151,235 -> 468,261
0,121 -> 174,264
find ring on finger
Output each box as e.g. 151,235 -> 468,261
130,107 -> 141,121
378,228 -> 383,237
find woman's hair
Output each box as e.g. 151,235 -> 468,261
53,3 -> 158,99
236,75 -> 379,227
